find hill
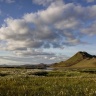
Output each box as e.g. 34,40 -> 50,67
52,51 -> 96,68
0,63 -> 47,69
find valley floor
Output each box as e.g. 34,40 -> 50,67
0,68 -> 96,96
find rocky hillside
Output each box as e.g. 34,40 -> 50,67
52,51 -> 96,68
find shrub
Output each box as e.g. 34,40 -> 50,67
32,71 -> 48,76
0,73 -> 9,77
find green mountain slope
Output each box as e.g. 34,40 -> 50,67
52,51 -> 96,68
70,58 -> 96,68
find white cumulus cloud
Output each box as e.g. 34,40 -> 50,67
0,0 -> 96,57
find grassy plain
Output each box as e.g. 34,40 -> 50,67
0,68 -> 96,96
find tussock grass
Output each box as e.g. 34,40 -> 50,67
0,76 -> 96,96
0,68 -> 96,96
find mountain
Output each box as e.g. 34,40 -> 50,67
52,51 -> 96,68
21,63 -> 47,69
0,63 -> 47,69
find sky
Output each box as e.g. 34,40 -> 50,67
0,0 -> 96,65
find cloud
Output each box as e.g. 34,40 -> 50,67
0,58 -> 25,65
0,54 -> 69,64
6,0 -> 15,3
86,0 -> 94,3
0,10 -> 2,15
0,1 -> 96,56
32,0 -> 63,6
81,21 -> 96,36
13,49 -> 55,56
0,0 -> 15,3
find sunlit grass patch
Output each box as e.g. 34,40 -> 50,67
0,68 -> 96,96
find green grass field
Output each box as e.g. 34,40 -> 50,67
0,68 -> 96,96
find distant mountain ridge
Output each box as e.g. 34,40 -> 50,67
0,63 -> 48,69
52,51 -> 96,68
